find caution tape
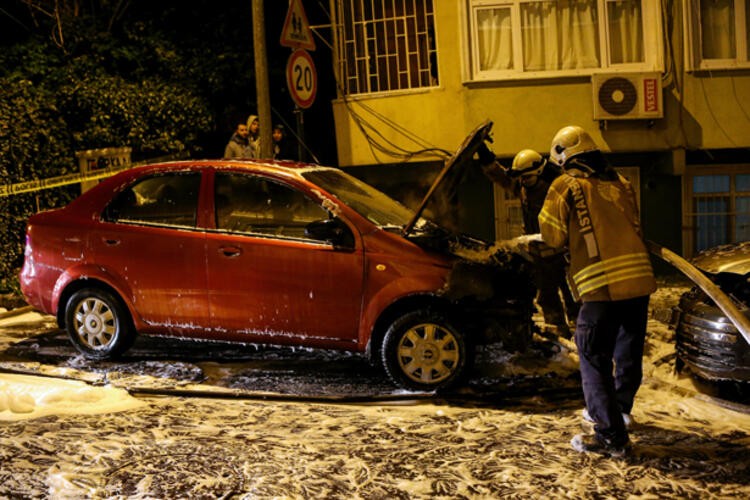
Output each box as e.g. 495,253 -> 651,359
0,165 -> 132,198
0,152 -> 189,198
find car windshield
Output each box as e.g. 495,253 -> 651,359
302,168 -> 417,229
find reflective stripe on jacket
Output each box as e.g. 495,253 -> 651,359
538,171 -> 656,302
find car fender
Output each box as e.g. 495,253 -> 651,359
52,263 -> 139,327
359,271 -> 450,346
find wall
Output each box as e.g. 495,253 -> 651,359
331,1 -> 750,164
330,0 -> 750,260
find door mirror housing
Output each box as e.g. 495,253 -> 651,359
305,218 -> 354,249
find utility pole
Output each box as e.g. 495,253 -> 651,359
252,0 -> 273,158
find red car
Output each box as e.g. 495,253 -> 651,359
20,123 -> 533,390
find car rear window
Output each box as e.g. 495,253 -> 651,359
103,172 -> 201,228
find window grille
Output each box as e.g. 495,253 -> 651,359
334,0 -> 439,95
685,166 -> 750,255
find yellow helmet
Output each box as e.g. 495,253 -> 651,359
549,125 -> 598,166
510,149 -> 546,178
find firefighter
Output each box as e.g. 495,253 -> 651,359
538,125 -> 656,457
510,150 -> 579,336
478,146 -> 578,336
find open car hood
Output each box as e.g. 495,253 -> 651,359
690,241 -> 750,276
402,120 -> 493,237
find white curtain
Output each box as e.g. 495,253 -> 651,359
475,0 -> 652,73
477,8 -> 513,70
700,0 -> 736,59
608,0 -> 644,63
521,0 -> 599,70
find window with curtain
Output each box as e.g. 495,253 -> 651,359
476,7 -> 513,71
607,0 -> 644,64
468,0 -> 659,79
688,0 -> 750,69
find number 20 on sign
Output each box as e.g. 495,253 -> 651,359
286,49 -> 317,109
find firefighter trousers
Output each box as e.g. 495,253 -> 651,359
575,295 -> 650,446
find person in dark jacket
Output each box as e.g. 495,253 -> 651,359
272,124 -> 298,161
539,125 -> 656,457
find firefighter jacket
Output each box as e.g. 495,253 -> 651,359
538,169 -> 656,302
521,165 -> 566,259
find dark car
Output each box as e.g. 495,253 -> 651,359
673,241 -> 750,383
20,123 -> 534,391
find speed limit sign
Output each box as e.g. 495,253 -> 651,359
286,49 -> 317,109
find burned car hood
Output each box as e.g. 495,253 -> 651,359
396,120 -> 534,267
691,241 -> 750,276
402,120 -> 493,238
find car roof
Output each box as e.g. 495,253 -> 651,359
129,158 -> 335,176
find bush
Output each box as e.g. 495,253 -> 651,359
58,69 -> 213,156
0,64 -> 213,295
0,2 -> 256,295
0,79 -> 75,293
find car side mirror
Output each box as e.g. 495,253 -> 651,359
305,218 -> 354,249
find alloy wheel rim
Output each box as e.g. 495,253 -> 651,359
397,323 -> 460,384
74,298 -> 117,349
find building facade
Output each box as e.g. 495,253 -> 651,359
327,0 -> 750,257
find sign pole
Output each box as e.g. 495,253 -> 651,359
294,107 -> 305,162
280,0 -> 317,163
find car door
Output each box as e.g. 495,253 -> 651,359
92,171 -> 209,333
205,171 -> 364,345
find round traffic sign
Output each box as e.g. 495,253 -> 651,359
286,49 -> 317,109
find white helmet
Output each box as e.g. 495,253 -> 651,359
510,149 -> 546,178
549,125 -> 598,166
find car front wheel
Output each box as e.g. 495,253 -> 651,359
65,288 -> 135,359
381,309 -> 469,391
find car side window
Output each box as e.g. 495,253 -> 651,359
103,173 -> 201,228
215,172 -> 329,239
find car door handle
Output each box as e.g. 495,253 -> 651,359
102,238 -> 121,246
219,246 -> 242,257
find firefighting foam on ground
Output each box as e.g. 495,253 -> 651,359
1,279 -> 749,498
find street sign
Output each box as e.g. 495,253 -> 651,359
286,49 -> 317,109
280,0 -> 316,51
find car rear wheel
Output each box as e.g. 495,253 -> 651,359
65,288 -> 135,359
381,309 -> 469,391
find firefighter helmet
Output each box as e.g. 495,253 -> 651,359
549,125 -> 598,167
510,149 -> 546,178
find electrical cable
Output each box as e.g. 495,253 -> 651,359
335,80 -> 451,164
270,106 -> 321,164
662,0 -> 688,148
329,55 -> 451,163
316,4 -> 457,165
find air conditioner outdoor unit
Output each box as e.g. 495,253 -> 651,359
592,72 -> 663,120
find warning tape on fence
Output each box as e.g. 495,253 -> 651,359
0,152 -> 189,198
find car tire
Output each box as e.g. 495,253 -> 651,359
381,309 -> 469,391
65,288 -> 135,360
